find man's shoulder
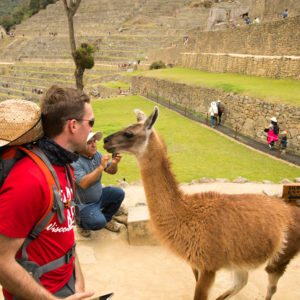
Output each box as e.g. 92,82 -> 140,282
12,156 -> 46,176
2,156 -> 49,193
7,156 -> 50,187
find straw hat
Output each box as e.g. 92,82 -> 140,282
0,99 -> 43,147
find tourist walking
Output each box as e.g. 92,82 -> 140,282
280,131 -> 288,154
208,101 -> 218,128
216,100 -> 225,125
264,116 -> 279,150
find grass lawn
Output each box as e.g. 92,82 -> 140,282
92,95 -> 299,185
126,67 -> 300,106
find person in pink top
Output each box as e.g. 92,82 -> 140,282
264,116 -> 280,150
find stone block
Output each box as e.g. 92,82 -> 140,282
127,206 -> 158,246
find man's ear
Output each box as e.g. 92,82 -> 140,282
67,119 -> 77,133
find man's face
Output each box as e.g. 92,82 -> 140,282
74,103 -> 94,152
85,138 -> 98,157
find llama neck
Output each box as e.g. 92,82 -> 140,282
136,131 -> 184,216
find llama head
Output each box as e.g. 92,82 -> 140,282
103,107 -> 159,156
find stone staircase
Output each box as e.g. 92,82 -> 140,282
4,0 -> 291,65
0,62 -> 118,101
0,0 -> 212,63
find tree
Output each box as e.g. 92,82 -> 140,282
62,0 -> 94,90
29,0 -> 40,13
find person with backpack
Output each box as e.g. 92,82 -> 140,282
208,101 -> 218,128
216,99 -> 225,125
0,86 -> 95,300
264,116 -> 280,150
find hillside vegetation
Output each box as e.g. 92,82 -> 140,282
0,0 -> 21,16
0,0 -> 57,31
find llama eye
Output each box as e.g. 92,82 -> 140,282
124,132 -> 134,139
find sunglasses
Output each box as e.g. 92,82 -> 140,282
76,118 -> 95,127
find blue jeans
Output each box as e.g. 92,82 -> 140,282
78,186 -> 125,230
210,116 -> 217,127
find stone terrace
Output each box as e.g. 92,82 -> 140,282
0,62 -> 118,101
0,0 -> 210,63
150,15 -> 300,79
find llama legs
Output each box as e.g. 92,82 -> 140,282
265,225 -> 300,300
215,269 -> 248,300
264,256 -> 290,300
194,270 -> 215,300
192,268 -> 199,281
265,272 -> 282,300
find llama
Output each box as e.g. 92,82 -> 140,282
103,107 -> 300,300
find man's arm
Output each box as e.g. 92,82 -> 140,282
0,234 -> 94,300
74,252 -> 85,293
0,234 -> 57,300
77,155 -> 110,189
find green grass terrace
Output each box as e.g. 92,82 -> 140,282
126,67 -> 300,106
92,95 -> 299,185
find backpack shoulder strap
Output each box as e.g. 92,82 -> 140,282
19,146 -> 66,228
15,146 -> 75,281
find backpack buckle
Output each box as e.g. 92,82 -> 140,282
65,244 -> 75,264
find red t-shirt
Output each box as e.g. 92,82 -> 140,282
0,156 -> 75,299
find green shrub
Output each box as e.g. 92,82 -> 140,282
74,43 -> 95,69
149,60 -> 166,70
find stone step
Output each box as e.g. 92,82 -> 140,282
75,205 -> 159,246
127,205 -> 158,246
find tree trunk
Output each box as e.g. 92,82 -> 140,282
75,66 -> 84,91
68,12 -> 76,55
62,0 -> 84,90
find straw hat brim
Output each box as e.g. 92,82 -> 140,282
0,99 -> 43,147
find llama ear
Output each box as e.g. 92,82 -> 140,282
144,106 -> 159,130
134,109 -> 147,122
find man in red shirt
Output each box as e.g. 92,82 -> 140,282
0,86 -> 94,299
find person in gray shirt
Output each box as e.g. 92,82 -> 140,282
72,131 -> 126,237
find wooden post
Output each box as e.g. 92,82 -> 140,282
282,184 -> 300,206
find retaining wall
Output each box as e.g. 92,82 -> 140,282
149,16 -> 300,79
132,76 -> 300,154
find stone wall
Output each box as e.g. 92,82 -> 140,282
181,53 -> 300,79
149,16 -> 300,79
132,76 -> 300,154
190,16 -> 300,56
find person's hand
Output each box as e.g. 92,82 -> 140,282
100,154 -> 110,169
64,290 -> 94,299
112,153 -> 122,164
